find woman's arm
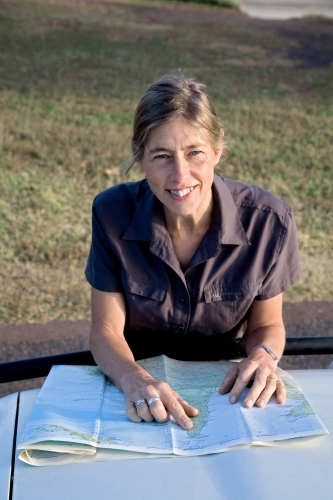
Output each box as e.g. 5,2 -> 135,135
219,293 -> 286,408
90,287 -> 198,428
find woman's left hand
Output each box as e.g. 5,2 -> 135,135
218,348 -> 286,408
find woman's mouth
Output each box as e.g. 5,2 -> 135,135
169,186 -> 194,198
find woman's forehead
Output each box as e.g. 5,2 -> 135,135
146,117 -> 210,151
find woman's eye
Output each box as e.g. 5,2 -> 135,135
189,151 -> 202,156
154,154 -> 169,159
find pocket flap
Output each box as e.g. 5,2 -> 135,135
124,277 -> 166,302
204,284 -> 261,303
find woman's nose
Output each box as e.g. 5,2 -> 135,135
171,155 -> 190,181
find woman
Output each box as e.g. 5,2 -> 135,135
85,71 -> 301,430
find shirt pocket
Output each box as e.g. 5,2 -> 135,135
122,275 -> 169,332
123,276 -> 166,301
203,283 -> 262,332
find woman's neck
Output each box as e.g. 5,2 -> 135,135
163,194 -> 214,268
164,191 -> 214,239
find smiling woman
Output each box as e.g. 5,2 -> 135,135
85,71 -> 301,430
141,116 -> 220,265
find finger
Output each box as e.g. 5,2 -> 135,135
135,401 -> 154,422
252,376 -> 279,408
125,399 -> 142,423
243,373 -> 272,408
227,369 -> 253,404
147,398 -> 168,423
178,398 -> 199,417
275,379 -> 286,404
165,397 -> 194,430
218,366 -> 238,395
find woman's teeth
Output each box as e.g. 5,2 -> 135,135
170,187 -> 194,197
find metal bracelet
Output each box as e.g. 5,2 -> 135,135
250,344 -> 279,361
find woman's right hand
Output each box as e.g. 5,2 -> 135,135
121,370 -> 198,429
90,289 -> 199,430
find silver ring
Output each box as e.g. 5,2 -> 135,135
147,397 -> 161,406
134,399 -> 146,408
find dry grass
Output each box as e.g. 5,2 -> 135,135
0,0 -> 333,324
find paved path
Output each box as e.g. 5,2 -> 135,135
239,0 -> 333,19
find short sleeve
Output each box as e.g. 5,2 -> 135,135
85,203 -> 123,293
257,206 -> 301,300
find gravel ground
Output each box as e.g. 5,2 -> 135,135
0,301 -> 332,398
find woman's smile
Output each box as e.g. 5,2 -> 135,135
168,186 -> 195,198
170,186 -> 194,197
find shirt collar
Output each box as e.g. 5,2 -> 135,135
122,182 -> 154,241
122,183 -> 181,273
213,175 -> 250,246
122,175 -> 250,247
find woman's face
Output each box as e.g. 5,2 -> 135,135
140,116 -> 223,222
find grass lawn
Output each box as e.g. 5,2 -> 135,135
0,0 -> 332,323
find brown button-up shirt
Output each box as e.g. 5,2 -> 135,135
85,175 -> 301,361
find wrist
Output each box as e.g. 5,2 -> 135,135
250,344 -> 279,362
118,364 -> 153,392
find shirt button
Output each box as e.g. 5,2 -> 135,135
177,326 -> 184,332
179,297 -> 185,303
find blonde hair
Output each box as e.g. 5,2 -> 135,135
122,70 -> 226,172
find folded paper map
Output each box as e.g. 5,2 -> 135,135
18,356 -> 329,466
